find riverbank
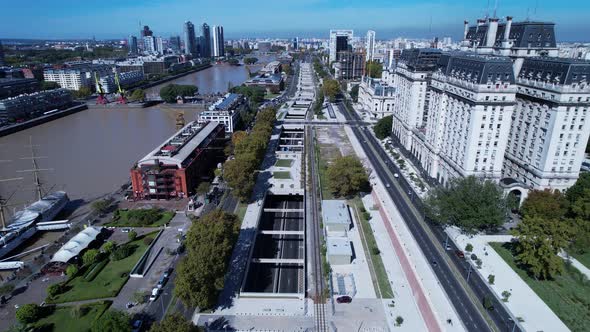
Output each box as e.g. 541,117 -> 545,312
0,103 -> 88,138
130,63 -> 213,92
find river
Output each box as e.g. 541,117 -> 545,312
0,59 -> 268,214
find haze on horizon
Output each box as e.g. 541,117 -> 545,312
0,0 -> 589,41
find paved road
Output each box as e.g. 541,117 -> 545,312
338,101 -> 523,332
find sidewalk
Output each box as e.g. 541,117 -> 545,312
361,193 -> 428,331
446,228 -> 569,332
344,125 -> 465,332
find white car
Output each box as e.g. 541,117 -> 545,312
394,173 -> 399,178
149,288 -> 160,301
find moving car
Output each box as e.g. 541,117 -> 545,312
455,250 -> 465,259
163,267 -> 173,278
157,275 -> 168,289
149,288 -> 160,301
393,173 -> 399,178
336,295 -> 352,304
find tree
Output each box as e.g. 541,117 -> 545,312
243,57 -> 258,65
73,86 -> 92,99
223,158 -> 256,201
465,243 -> 473,252
373,115 -> 393,140
82,249 -> 100,266
175,210 -> 240,309
160,84 -> 198,103
395,316 -> 404,326
91,199 -> 110,214
47,283 -> 64,297
90,310 -> 131,332
102,241 -> 116,255
41,81 -> 60,90
366,60 -> 383,78
512,215 -> 573,279
196,182 -> 210,195
570,218 -> 590,255
488,274 -> 495,284
148,313 -> 197,332
127,230 -> 137,242
350,84 -> 360,102
66,264 -> 79,278
231,131 -> 248,146
326,156 -> 369,197
520,189 -> 569,220
424,176 -> 508,234
476,258 -> 483,269
322,79 -> 340,102
15,304 -> 41,324
227,58 -> 239,65
571,188 -> 590,220
566,173 -> 590,204
129,89 -> 146,102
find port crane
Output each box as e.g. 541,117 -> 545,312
95,72 -> 108,105
114,72 -> 127,104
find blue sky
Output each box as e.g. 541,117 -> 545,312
1,0 -> 589,41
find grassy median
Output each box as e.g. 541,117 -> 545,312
350,197 -> 394,299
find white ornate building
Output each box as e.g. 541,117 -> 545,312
357,75 -> 396,119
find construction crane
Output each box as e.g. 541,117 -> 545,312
95,72 -> 108,105
114,72 -> 127,104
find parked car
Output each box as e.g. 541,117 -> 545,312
131,319 -> 143,332
455,250 -> 465,259
121,228 -> 131,233
393,173 -> 399,178
157,275 -> 168,289
163,267 -> 173,278
445,243 -> 451,250
336,295 -> 352,304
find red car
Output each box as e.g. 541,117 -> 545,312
336,295 -> 352,304
455,250 -> 465,259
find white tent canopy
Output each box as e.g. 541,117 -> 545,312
51,226 -> 103,263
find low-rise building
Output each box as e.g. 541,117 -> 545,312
327,237 -> 352,265
259,61 -> 282,75
43,64 -> 112,91
358,76 -> 396,119
322,200 -> 351,234
0,89 -> 73,124
245,73 -> 284,93
130,121 -> 225,200
197,93 -> 244,133
96,70 -> 144,94
0,78 -> 40,99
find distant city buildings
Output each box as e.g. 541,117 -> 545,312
128,35 -> 138,55
212,25 -> 225,57
333,51 -> 365,80
169,35 -> 181,53
183,21 -> 197,55
329,30 -> 353,63
0,40 -> 5,66
257,41 -> 271,53
200,23 -> 211,58
366,30 -> 376,62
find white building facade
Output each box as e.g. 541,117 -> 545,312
357,75 -> 395,119
365,30 -> 376,62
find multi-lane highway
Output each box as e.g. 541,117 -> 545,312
337,101 -> 521,332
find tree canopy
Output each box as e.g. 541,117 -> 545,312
90,310 -> 130,332
373,115 -> 393,140
366,60 -> 383,78
232,85 -> 266,106
425,176 -> 508,234
512,215 -> 573,279
148,313 -> 197,332
174,210 -> 240,309
72,86 -> 92,99
520,189 -> 569,220
159,84 -> 198,103
129,89 -> 146,102
327,156 -> 369,197
566,172 -> 590,204
40,81 -> 60,91
322,79 -> 340,102
243,57 -> 258,65
15,304 -> 41,325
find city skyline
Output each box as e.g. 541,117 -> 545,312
0,0 -> 589,41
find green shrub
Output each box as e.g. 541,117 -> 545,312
111,244 -> 134,261
66,264 -> 79,278
84,259 -> 109,281
16,304 -> 41,324
47,283 -> 65,298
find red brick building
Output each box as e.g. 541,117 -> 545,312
130,121 -> 225,200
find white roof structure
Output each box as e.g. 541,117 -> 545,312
51,226 -> 103,263
138,121 -> 220,168
321,200 -> 351,226
327,237 -> 352,256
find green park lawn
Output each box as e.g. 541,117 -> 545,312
275,159 -> 293,167
34,301 -> 110,332
490,242 -> 590,332
105,209 -> 174,227
272,171 -> 292,179
48,233 -> 157,303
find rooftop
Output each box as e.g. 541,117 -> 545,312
327,237 -> 352,256
321,200 -> 351,226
